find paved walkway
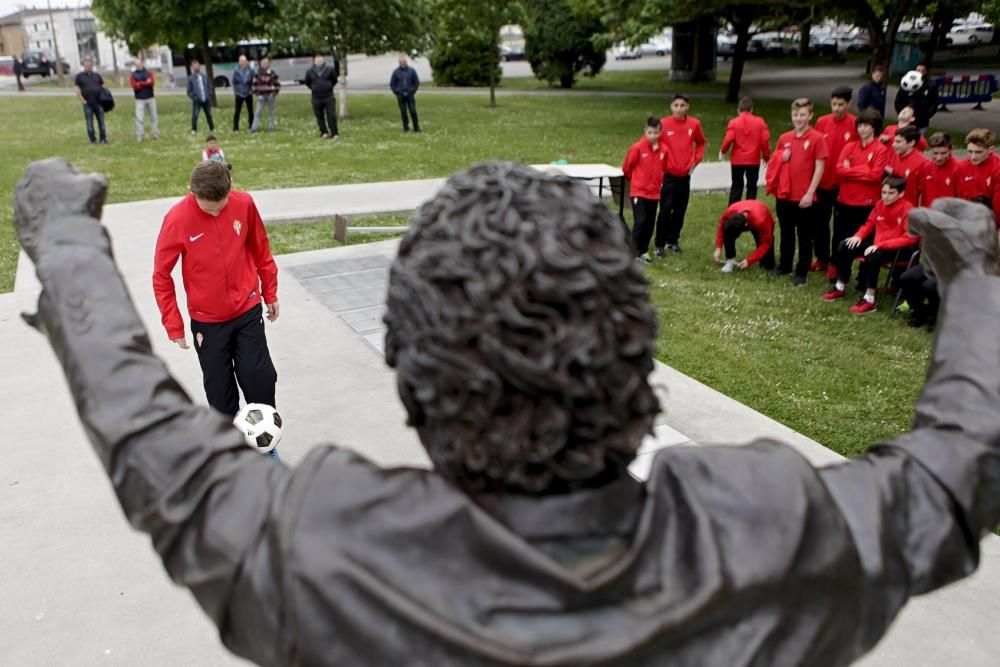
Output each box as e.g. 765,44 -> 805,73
3,173 -> 1000,665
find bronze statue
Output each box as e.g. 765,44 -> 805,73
14,158 -> 1000,666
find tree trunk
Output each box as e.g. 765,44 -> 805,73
201,27 -> 217,107
336,45 -> 349,120
726,15 -> 752,104
923,7 -> 955,70
799,22 -> 811,59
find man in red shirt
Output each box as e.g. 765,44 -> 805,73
812,86 -> 858,272
622,117 -> 669,263
880,106 -> 928,151
917,132 -> 959,206
886,125 -> 929,205
655,93 -> 706,255
720,96 -> 770,205
766,97 -> 829,285
822,175 -> 917,314
956,128 -> 1000,219
153,161 -> 281,454
712,199 -> 775,272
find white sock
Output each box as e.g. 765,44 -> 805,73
863,294 -> 875,304
835,281 -> 845,291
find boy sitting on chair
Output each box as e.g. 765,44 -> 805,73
823,175 -> 918,314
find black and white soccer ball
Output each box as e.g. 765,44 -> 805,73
900,70 -> 923,92
234,403 -> 283,453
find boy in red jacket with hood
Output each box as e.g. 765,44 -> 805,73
823,175 -> 917,314
153,161 -> 281,457
886,125 -> 929,205
956,128 -> 1000,219
917,132 -> 959,206
720,96 -> 770,204
812,86 -> 858,272
622,117 -> 669,263
655,93 -> 706,255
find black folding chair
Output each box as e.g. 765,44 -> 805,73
889,249 -> 922,318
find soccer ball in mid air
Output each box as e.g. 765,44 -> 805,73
234,403 -> 283,453
900,70 -> 923,92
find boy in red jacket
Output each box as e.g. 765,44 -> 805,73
153,161 -> 281,456
917,132 -> 959,206
880,106 -> 928,151
766,97 -> 828,285
832,108 -> 890,277
720,97 -> 770,204
886,125 -> 929,205
822,175 -> 917,314
655,93 -> 706,255
956,128 -> 1000,219
713,199 -> 775,272
812,86 -> 858,272
622,117 -> 669,263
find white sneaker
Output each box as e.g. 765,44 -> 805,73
721,259 -> 738,273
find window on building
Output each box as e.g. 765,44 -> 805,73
75,18 -> 99,66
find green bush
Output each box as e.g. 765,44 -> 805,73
523,0 -> 606,88
429,31 -> 503,87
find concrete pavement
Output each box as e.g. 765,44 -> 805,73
3,170 -> 1000,666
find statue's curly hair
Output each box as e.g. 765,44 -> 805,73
384,162 -> 660,495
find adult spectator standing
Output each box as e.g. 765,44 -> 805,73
13,55 -> 24,92
813,86 -> 858,272
129,55 -> 159,142
232,54 -> 254,132
250,56 -> 280,133
894,63 -> 937,134
153,161 -> 280,460
186,59 -> 215,134
390,56 -> 421,133
655,93 -> 706,255
858,65 -> 887,117
719,97 -> 770,204
765,98 -> 828,286
74,56 -> 108,145
304,54 -> 339,140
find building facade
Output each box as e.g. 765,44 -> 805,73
0,6 -> 132,73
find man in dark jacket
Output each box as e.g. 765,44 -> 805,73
129,55 -> 159,142
894,64 -> 938,133
14,157 -> 1000,667
232,54 -> 254,132
73,56 -> 107,144
858,65 -> 887,117
304,53 -> 339,139
13,55 -> 24,91
186,59 -> 215,134
390,56 -> 420,133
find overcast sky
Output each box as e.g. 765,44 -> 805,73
0,2 -> 91,20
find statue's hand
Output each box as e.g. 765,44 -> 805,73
907,198 -> 998,291
14,158 -> 108,263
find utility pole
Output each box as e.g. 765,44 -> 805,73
46,0 -> 65,87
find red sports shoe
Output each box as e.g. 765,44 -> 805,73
822,288 -> 845,301
848,299 -> 877,314
809,260 -> 828,272
825,264 -> 838,280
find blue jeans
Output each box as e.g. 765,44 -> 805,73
83,102 -> 106,143
191,99 -> 215,132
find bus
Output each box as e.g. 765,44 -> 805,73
177,38 -> 321,87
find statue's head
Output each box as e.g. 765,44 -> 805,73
385,162 -> 660,495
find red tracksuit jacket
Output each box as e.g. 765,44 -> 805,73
887,149 -> 929,205
720,112 -> 771,166
917,157 -> 959,206
956,154 -> 1000,220
153,191 -> 278,340
622,137 -> 668,200
880,125 -> 928,152
836,139 -> 891,207
855,198 -> 916,250
658,115 -> 706,177
766,127 -> 829,202
714,200 -> 775,267
815,112 -> 858,190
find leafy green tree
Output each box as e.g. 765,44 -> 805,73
92,0 -> 276,106
269,0 -> 430,119
523,0 -> 608,88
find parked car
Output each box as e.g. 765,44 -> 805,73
834,31 -> 871,52
20,50 -> 70,77
717,34 -> 737,59
612,43 -> 642,60
946,24 -> 994,45
500,44 -> 525,61
640,37 -> 672,56
765,36 -> 800,57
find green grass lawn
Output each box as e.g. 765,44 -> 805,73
266,214 -> 410,254
0,92 -> 801,292
500,68 -> 728,94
